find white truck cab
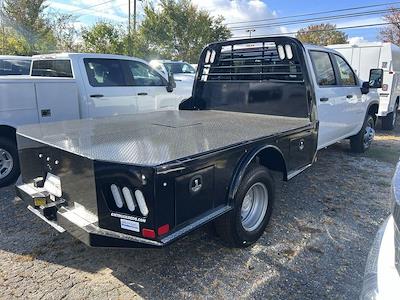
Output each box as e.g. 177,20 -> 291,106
328,42 -> 400,130
0,53 -> 190,186
304,44 -> 380,150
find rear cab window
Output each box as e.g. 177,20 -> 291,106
31,59 -> 73,78
309,51 -> 336,86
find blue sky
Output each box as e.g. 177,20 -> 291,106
47,0 -> 397,42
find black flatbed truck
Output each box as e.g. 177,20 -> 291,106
16,36 -> 371,248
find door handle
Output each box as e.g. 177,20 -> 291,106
346,95 -> 353,99
137,92 -> 148,96
320,97 -> 329,102
90,94 -> 104,98
41,109 -> 51,117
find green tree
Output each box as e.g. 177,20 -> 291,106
2,0 -> 55,54
0,28 -> 29,55
296,23 -> 348,46
81,21 -> 125,54
139,0 -> 231,62
379,7 -> 400,45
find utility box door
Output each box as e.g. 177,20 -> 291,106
35,81 -> 80,123
175,166 -> 215,225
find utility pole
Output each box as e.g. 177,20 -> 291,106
133,0 -> 137,32
127,0 -> 137,56
1,0 -> 5,55
246,29 -> 255,38
128,0 -> 132,56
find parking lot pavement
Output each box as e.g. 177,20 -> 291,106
1,123 -> 399,300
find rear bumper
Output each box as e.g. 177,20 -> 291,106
16,183 -> 163,248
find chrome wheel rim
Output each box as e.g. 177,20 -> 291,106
241,182 -> 269,232
363,119 -> 375,149
0,148 -> 13,180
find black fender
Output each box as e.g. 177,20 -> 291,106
227,144 -> 287,203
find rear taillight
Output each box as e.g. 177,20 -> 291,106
110,185 -> 148,217
142,228 -> 156,239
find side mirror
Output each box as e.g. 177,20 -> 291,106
166,72 -> 176,93
368,68 -> 383,89
361,81 -> 370,95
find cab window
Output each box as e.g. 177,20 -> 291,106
333,55 -> 357,86
127,61 -> 165,86
84,58 -> 126,86
310,51 -> 336,86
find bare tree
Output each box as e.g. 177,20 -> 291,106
379,7 -> 400,45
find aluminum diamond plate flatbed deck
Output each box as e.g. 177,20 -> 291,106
17,110 -> 310,166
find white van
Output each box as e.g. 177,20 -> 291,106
328,42 -> 400,130
0,53 -> 189,187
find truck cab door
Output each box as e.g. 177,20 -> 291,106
126,60 -> 182,112
81,58 -> 139,118
330,54 -> 364,136
309,50 -> 344,149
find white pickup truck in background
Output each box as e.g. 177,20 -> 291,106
328,42 -> 400,130
0,53 -> 190,187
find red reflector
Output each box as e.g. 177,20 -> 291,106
142,228 -> 156,239
158,224 -> 170,236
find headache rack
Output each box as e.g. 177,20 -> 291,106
199,39 -> 304,83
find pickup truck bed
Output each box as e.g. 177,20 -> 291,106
17,110 -> 310,166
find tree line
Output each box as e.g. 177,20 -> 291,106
0,0 -> 231,62
1,0 -> 400,62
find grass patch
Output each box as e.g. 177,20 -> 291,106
375,135 -> 400,142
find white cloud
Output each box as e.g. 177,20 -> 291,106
347,36 -> 367,44
49,0 -> 129,23
191,0 -> 285,38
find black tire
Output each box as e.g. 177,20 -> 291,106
350,114 -> 375,153
381,102 -> 398,130
0,137 -> 20,188
215,165 -> 274,248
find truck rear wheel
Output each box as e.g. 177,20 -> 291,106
381,102 -> 398,130
215,165 -> 274,248
0,137 -> 20,188
350,115 -> 375,153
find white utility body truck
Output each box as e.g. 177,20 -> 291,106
0,53 -> 188,186
328,42 -> 400,130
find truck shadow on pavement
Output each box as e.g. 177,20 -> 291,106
0,123 -> 399,299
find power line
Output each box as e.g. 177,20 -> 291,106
228,8 -> 398,31
69,0 -> 116,13
224,1 -> 400,26
232,22 -> 396,39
